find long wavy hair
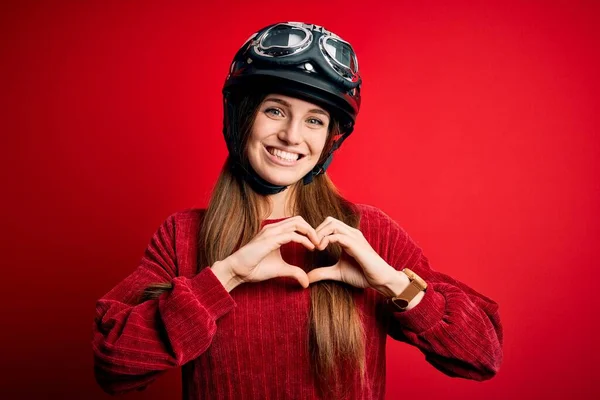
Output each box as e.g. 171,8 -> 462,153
142,90 -> 365,398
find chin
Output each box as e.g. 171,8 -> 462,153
254,162 -> 317,186
256,170 -> 302,187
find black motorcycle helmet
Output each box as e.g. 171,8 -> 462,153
222,22 -> 362,195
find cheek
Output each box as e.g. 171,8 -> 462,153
248,119 -> 270,145
252,113 -> 278,133
312,133 -> 329,155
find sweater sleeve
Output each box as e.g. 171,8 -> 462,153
380,212 -> 503,381
91,213 -> 237,395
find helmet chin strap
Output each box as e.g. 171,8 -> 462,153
230,158 -> 288,195
230,152 -> 334,196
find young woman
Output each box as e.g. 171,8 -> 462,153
92,22 -> 503,399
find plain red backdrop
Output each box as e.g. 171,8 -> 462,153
1,0 -> 598,399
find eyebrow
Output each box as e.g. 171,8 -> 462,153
264,97 -> 330,118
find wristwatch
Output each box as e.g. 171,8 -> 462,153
388,268 -> 428,311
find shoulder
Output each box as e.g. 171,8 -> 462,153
353,202 -> 414,244
354,203 -> 390,220
156,208 -> 207,237
353,203 -> 422,265
353,203 -> 400,230
169,207 -> 207,224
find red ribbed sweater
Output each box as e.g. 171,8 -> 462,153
92,203 -> 503,399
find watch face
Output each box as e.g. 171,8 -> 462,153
392,298 -> 409,309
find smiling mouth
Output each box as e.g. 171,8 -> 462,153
265,146 -> 304,160
264,146 -> 306,165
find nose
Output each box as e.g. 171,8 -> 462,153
277,118 -> 303,145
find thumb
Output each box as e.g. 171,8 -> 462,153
307,265 -> 340,284
280,265 -> 310,289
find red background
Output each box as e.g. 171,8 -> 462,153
2,0 -> 598,399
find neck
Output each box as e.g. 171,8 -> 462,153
264,184 -> 297,219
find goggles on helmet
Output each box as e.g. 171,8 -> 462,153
249,22 -> 359,83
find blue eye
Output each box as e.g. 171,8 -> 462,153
307,118 -> 324,126
265,108 -> 283,117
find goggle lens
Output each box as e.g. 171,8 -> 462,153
259,25 -> 309,55
323,37 -> 358,75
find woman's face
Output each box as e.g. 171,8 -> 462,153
246,93 -> 330,187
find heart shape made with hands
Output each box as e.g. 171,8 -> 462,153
299,216 -> 396,291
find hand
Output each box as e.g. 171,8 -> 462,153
219,216 -> 320,289
307,216 -> 397,291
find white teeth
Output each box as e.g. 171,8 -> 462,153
268,147 -> 300,161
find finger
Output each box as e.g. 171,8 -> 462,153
318,233 -> 350,250
278,217 -> 320,246
307,265 -> 340,284
291,217 -> 320,246
279,231 -> 316,251
314,217 -> 333,233
279,266 -> 310,288
314,216 -> 347,232
315,223 -> 335,248
315,220 -> 354,245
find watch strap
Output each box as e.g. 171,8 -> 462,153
388,268 -> 427,311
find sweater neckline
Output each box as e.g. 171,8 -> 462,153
262,216 -> 293,225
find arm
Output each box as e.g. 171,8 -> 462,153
91,214 -> 236,395
382,214 -> 503,381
